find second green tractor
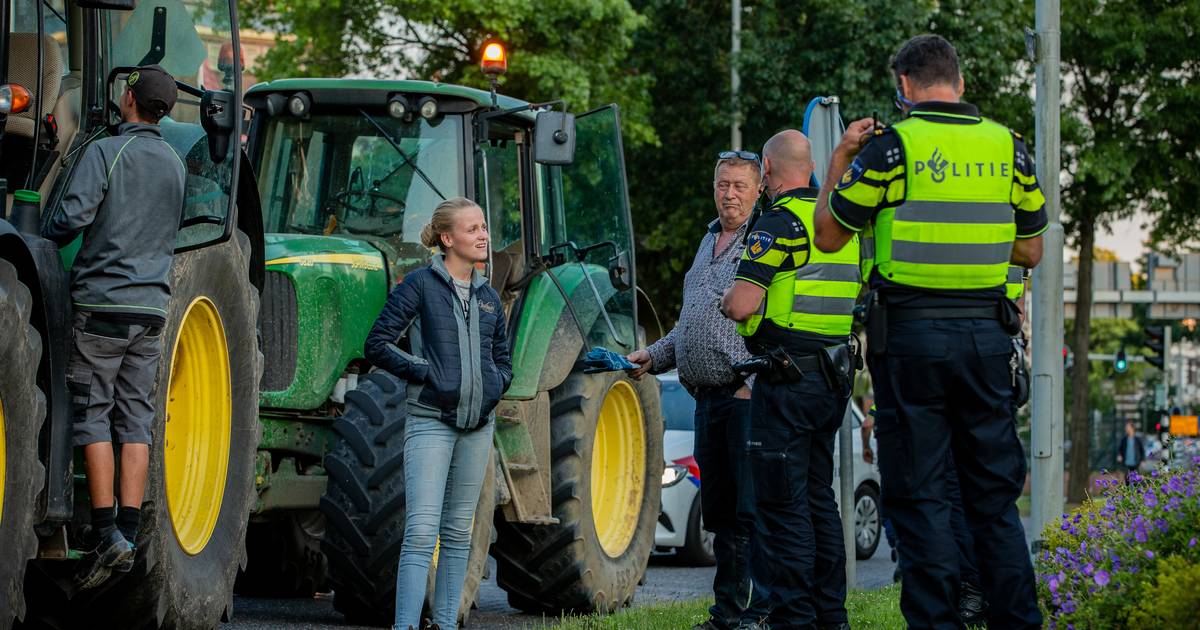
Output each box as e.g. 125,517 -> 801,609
236,74 -> 664,624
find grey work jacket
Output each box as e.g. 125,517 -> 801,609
43,122 -> 186,322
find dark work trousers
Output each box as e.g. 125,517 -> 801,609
869,318 -> 1041,630
693,385 -> 764,628
945,456 -> 981,589
743,371 -> 848,629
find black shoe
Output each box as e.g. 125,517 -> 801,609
74,526 -> 133,590
692,620 -> 723,630
735,621 -> 770,630
959,581 -> 988,627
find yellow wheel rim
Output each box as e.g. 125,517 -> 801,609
590,380 -> 645,558
0,395 -> 6,527
164,297 -> 231,555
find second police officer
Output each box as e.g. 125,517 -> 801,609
722,129 -> 860,630
813,35 -> 1045,629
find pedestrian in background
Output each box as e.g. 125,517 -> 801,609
42,65 -> 184,590
723,129 -> 860,630
814,34 -> 1046,629
364,197 -> 512,630
626,151 -> 767,630
1117,421 -> 1146,483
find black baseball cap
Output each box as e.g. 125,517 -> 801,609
126,64 -> 177,118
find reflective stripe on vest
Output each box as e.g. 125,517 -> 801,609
1006,265 -> 1026,301
738,196 -> 860,338
874,114 -> 1016,290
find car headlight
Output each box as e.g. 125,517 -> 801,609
662,463 -> 688,487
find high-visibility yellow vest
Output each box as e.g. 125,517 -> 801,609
874,115 -> 1016,290
1006,265 -> 1026,301
738,195 -> 861,338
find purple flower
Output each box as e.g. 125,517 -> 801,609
1049,577 -> 1059,593
1129,471 -> 1142,483
1146,550 -> 1155,559
1135,529 -> 1148,543
1189,538 -> 1197,548
1094,569 -> 1110,587
1144,492 -> 1158,508
1087,525 -> 1100,538
1083,563 -> 1095,576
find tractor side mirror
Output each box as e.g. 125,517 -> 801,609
533,110 -> 575,165
608,250 -> 632,292
201,89 -> 235,164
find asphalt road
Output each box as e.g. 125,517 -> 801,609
228,538 -> 900,630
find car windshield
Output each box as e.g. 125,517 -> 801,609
257,112 -> 465,274
660,379 -> 696,431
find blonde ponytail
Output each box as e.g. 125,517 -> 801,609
421,196 -> 481,251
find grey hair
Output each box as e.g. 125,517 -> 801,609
713,156 -> 762,183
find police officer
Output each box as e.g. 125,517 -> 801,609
723,129 -> 859,630
42,65 -> 184,590
812,35 -> 1045,629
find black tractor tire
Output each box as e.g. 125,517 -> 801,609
321,372 -> 495,627
0,259 -> 46,630
234,511 -> 328,598
492,369 -> 663,614
20,231 -> 262,629
676,493 -> 716,567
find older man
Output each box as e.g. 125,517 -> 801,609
627,151 -> 766,630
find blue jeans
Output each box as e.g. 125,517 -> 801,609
393,416 -> 494,630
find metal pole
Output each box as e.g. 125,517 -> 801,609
731,0 -> 742,150
1029,0 -> 1063,552
839,405 -> 856,587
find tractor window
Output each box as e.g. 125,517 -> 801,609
554,104 -> 637,351
102,0 -> 243,251
257,113 -> 465,275
475,126 -> 523,254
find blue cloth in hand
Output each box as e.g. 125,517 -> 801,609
583,346 -> 637,374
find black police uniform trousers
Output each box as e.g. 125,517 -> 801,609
743,370 -> 848,629
693,384 -> 767,628
869,317 -> 1041,629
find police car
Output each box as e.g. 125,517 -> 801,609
655,372 -> 884,563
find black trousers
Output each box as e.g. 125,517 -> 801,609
693,386 -> 764,628
742,371 -> 848,629
870,318 -> 1041,630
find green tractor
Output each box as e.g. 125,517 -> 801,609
0,1 -> 264,627
238,51 -> 664,623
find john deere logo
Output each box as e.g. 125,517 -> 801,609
127,71 -> 140,86
913,147 -> 1010,183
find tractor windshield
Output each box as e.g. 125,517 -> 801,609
257,112 -> 464,269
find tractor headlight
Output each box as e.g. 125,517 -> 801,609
662,463 -> 688,488
387,95 -> 409,119
418,96 -> 439,120
287,92 -> 311,117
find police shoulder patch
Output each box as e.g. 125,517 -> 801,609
746,231 -> 775,260
836,159 -> 865,190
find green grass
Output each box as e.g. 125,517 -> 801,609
540,585 -> 904,629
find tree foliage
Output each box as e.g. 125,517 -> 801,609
238,0 -> 656,145
627,0 -> 1032,322
1061,0 -> 1200,503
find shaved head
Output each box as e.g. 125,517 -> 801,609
762,130 -> 815,196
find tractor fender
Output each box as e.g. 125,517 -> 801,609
235,147 -> 266,292
0,222 -> 75,526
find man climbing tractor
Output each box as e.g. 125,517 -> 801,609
41,64 -> 185,591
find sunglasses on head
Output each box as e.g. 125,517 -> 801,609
718,150 -> 761,164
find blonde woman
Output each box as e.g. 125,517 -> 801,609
364,197 -> 512,630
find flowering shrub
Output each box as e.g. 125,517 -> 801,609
1035,459 -> 1200,628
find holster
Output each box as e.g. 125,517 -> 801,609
999,298 -> 1022,336
819,344 -> 854,395
1011,335 -> 1030,408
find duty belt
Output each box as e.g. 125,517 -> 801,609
887,304 -> 1002,322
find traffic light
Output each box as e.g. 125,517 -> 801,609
1115,346 -> 1128,373
1144,325 -> 1168,370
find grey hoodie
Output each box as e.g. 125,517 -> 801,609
43,123 -> 186,323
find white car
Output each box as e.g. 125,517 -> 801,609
654,373 -> 884,563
